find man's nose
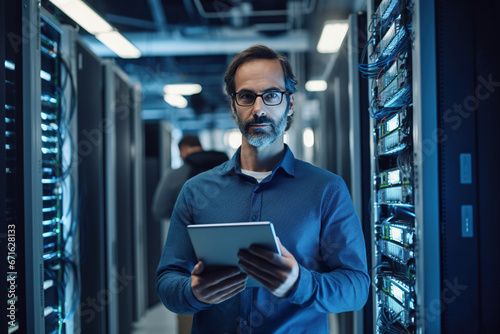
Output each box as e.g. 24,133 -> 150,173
253,96 -> 266,117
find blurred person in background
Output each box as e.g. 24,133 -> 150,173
152,134 -> 228,222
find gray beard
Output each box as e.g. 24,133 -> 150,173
235,106 -> 289,147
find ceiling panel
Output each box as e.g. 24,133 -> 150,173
43,0 -> 366,130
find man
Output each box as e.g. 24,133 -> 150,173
156,45 -> 369,333
151,135 -> 228,222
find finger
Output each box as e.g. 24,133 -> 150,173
210,280 -> 247,304
191,261 -> 205,275
239,261 -> 283,290
239,258 -> 286,285
276,237 -> 292,257
205,274 -> 247,300
238,255 -> 281,278
248,245 -> 280,261
201,267 -> 243,288
239,248 -> 287,270
202,272 -> 248,297
192,271 -> 247,304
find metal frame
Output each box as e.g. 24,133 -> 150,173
132,81 -> 147,318
22,0 -> 45,332
365,0 -> 379,331
348,13 -> 362,219
412,0 -> 441,332
103,60 -> 119,334
59,21 -> 80,334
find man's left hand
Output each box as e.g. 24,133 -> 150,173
238,237 -> 299,297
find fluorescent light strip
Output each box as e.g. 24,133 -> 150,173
305,80 -> 327,92
317,22 -> 349,53
96,31 -> 141,59
163,94 -> 188,108
49,0 -> 113,34
49,0 -> 141,59
163,84 -> 202,95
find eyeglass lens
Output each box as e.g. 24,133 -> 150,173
236,91 -> 284,106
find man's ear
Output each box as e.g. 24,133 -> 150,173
230,100 -> 238,119
287,94 -> 295,116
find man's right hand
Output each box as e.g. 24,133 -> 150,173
191,261 -> 248,304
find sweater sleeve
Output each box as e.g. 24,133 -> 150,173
155,186 -> 213,314
285,177 -> 370,313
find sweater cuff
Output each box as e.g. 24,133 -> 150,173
184,278 -> 213,311
284,264 -> 314,305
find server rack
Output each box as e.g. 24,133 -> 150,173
1,5 -> 6,328
1,0 -> 46,333
2,2 -> 80,332
359,0 -> 441,332
362,0 -> 500,333
2,1 -> 27,333
38,11 -> 79,333
76,39 -> 108,334
20,0 -> 45,332
103,61 -> 146,334
359,0 -> 500,333
76,40 -> 146,334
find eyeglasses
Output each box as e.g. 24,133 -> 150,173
232,91 -> 289,107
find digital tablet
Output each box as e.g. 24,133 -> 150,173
187,221 -> 281,288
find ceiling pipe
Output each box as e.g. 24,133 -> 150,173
192,0 -> 316,19
147,0 -> 168,32
81,30 -> 311,57
105,13 -> 158,30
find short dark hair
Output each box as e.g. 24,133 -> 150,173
178,135 -> 201,149
224,45 -> 297,96
223,45 -> 297,130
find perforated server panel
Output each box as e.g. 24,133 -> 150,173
2,0 -> 42,332
102,61 -> 146,334
76,40 -> 108,334
1,2 -> 13,332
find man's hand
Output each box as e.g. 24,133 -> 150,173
191,261 -> 248,304
238,238 -> 299,297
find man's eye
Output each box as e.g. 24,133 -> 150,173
238,93 -> 254,100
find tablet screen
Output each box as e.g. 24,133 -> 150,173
187,221 -> 280,287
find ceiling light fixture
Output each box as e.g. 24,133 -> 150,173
225,129 -> 242,149
317,21 -> 349,53
163,83 -> 203,96
49,0 -> 141,59
305,80 -> 328,92
49,0 -> 113,34
303,128 -> 315,148
95,31 -> 141,59
164,94 -> 188,108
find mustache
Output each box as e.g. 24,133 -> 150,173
247,115 -> 273,126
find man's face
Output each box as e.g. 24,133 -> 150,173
231,59 -> 294,147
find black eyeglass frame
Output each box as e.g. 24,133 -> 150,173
231,91 -> 290,107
